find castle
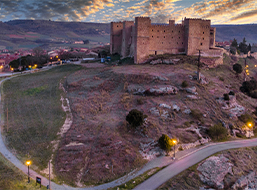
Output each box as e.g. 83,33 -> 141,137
110,17 -> 216,64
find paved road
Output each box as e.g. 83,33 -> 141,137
134,138 -> 257,190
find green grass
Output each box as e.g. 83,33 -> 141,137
108,167 -> 165,190
0,152 -> 47,190
2,65 -> 82,170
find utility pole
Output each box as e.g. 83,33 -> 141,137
49,160 -> 51,190
197,50 -> 201,81
6,107 -> 8,132
244,58 -> 247,81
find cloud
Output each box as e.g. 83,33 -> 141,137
230,8 -> 257,21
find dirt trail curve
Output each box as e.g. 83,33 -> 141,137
1,74 -> 257,190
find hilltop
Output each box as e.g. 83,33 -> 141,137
0,20 -> 257,50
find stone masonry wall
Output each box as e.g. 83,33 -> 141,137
121,21 -> 134,57
110,17 -> 216,64
110,22 -> 123,55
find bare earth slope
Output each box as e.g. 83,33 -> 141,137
54,54 -> 257,187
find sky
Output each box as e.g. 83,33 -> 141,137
0,0 -> 257,24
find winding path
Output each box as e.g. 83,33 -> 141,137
1,73 -> 257,190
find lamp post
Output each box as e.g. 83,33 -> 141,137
26,160 -> 31,183
172,139 -> 177,159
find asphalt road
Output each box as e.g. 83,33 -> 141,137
133,138 -> 257,190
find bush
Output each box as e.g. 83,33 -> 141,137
240,79 -> 257,96
136,98 -> 144,105
229,91 -> 235,95
181,80 -> 189,88
233,63 -> 243,75
126,109 -> 145,128
190,109 -> 203,121
207,123 -> 228,141
238,113 -> 255,127
223,93 -> 230,100
158,134 -> 173,152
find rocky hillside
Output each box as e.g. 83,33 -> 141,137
51,53 -> 257,187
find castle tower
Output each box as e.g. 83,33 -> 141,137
110,22 -> 123,55
184,18 -> 211,55
134,17 -> 151,64
121,21 -> 134,58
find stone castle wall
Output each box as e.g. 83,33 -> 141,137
110,17 -> 216,64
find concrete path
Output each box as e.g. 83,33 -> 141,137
1,73 -> 257,190
134,138 -> 257,190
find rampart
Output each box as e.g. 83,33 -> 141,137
110,17 -> 217,64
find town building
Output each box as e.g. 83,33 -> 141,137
110,17 -> 217,64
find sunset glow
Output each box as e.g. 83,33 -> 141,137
0,0 -> 256,24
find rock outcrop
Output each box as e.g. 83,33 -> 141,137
145,86 -> 178,96
197,155 -> 234,189
232,171 -> 257,190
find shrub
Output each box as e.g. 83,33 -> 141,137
229,91 -> 235,95
233,63 -> 243,75
219,77 -> 224,81
207,123 -> 228,141
181,80 -> 189,88
223,93 -> 230,101
238,113 -> 255,127
126,109 -> 145,128
190,109 -> 203,121
240,79 -> 257,97
136,98 -> 144,105
158,134 -> 173,152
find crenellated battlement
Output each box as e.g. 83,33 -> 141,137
110,16 -> 216,64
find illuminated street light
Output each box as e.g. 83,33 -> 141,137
247,123 -> 252,128
25,160 -> 31,183
172,139 -> 177,158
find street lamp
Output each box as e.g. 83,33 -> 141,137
247,122 -> 252,128
172,139 -> 177,159
26,160 -> 31,183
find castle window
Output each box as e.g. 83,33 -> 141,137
203,38 -> 204,40
117,25 -> 118,27
164,30 -> 165,32
179,37 -> 180,39
164,36 -> 165,38
152,29 -> 153,31
179,31 -> 180,33
177,42 -> 178,44
182,42 -> 183,44
172,37 -> 173,39
200,43 -> 203,45
203,32 -> 204,34
152,36 -> 153,38
157,36 -> 159,38
210,32 -> 213,35
157,30 -> 159,32
162,42 -> 163,44
172,30 -> 173,33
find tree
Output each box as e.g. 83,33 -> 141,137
158,134 -> 173,153
126,109 -> 144,128
32,47 -> 44,58
238,37 -> 248,54
9,60 -> 19,69
233,63 -> 243,77
231,38 -> 238,48
248,43 -> 251,52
